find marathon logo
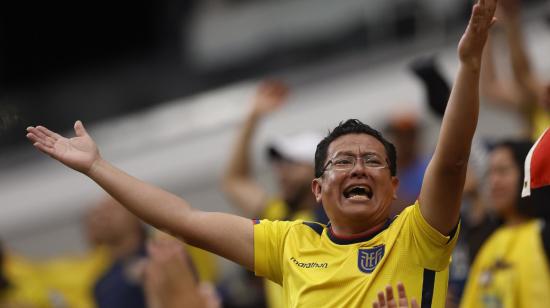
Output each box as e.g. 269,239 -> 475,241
358,245 -> 385,273
290,257 -> 328,269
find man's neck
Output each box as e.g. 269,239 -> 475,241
330,220 -> 387,239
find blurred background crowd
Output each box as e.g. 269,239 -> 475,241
1,0 -> 550,307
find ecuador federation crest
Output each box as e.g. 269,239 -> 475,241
358,245 -> 385,274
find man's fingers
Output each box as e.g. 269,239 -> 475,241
26,132 -> 41,145
377,291 -> 386,307
36,125 -> 62,140
372,303 -> 381,308
385,285 -> 395,302
74,120 -> 88,137
411,299 -> 419,308
469,4 -> 481,31
397,283 -> 406,298
26,128 -> 53,147
396,283 -> 409,307
33,141 -> 55,156
27,126 -> 49,140
26,132 -> 53,148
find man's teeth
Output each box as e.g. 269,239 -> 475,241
348,194 -> 369,200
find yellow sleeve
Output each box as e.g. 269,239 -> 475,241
253,219 -> 295,285
407,202 -> 460,271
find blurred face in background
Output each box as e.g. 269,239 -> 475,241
388,127 -> 418,165
85,197 -> 143,246
273,160 -> 315,208
488,147 -> 520,219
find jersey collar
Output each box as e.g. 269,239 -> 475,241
327,218 -> 392,245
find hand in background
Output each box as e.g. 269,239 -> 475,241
250,80 -> 289,118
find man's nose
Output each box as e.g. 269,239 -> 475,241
350,159 -> 368,177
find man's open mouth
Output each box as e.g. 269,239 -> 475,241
343,185 -> 373,200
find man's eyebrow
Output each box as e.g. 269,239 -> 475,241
331,150 -> 382,157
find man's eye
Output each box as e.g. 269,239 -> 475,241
333,159 -> 353,166
365,159 -> 382,166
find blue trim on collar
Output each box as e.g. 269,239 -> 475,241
327,218 -> 393,245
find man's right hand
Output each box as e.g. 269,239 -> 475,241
250,80 -> 288,118
26,120 -> 100,174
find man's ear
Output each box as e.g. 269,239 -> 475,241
312,178 -> 323,203
391,177 -> 400,200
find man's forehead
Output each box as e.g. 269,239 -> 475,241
328,134 -> 386,156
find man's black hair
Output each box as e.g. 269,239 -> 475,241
315,119 -> 397,178
490,139 -> 534,217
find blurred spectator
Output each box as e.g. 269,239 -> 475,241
90,197 -> 148,308
0,240 -> 51,308
143,236 -> 221,308
222,81 -> 326,308
384,112 -> 429,215
223,80 -> 326,223
28,206 -> 113,308
447,164 -> 499,308
481,0 -> 550,140
460,139 -> 550,307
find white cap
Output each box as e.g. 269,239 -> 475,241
267,132 -> 324,165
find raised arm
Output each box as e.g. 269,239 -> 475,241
26,121 -> 254,270
499,0 -> 542,103
419,0 -> 497,235
222,81 -> 288,217
480,33 -> 524,109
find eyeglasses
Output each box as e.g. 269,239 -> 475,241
320,154 -> 389,176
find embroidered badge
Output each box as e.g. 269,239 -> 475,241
358,245 -> 385,273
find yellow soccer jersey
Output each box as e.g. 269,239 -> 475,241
460,219 -> 550,308
254,202 -> 459,308
262,199 -> 315,308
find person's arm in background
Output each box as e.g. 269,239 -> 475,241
144,238 -> 221,308
499,0 -> 543,105
480,0 -> 547,137
26,122 -> 255,271
419,0 -> 497,235
480,33 -> 525,109
222,81 -> 288,217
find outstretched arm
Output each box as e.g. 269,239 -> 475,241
419,0 -> 497,235
26,121 -> 254,270
222,81 -> 288,217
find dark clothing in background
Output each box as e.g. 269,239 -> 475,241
94,246 -> 146,308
